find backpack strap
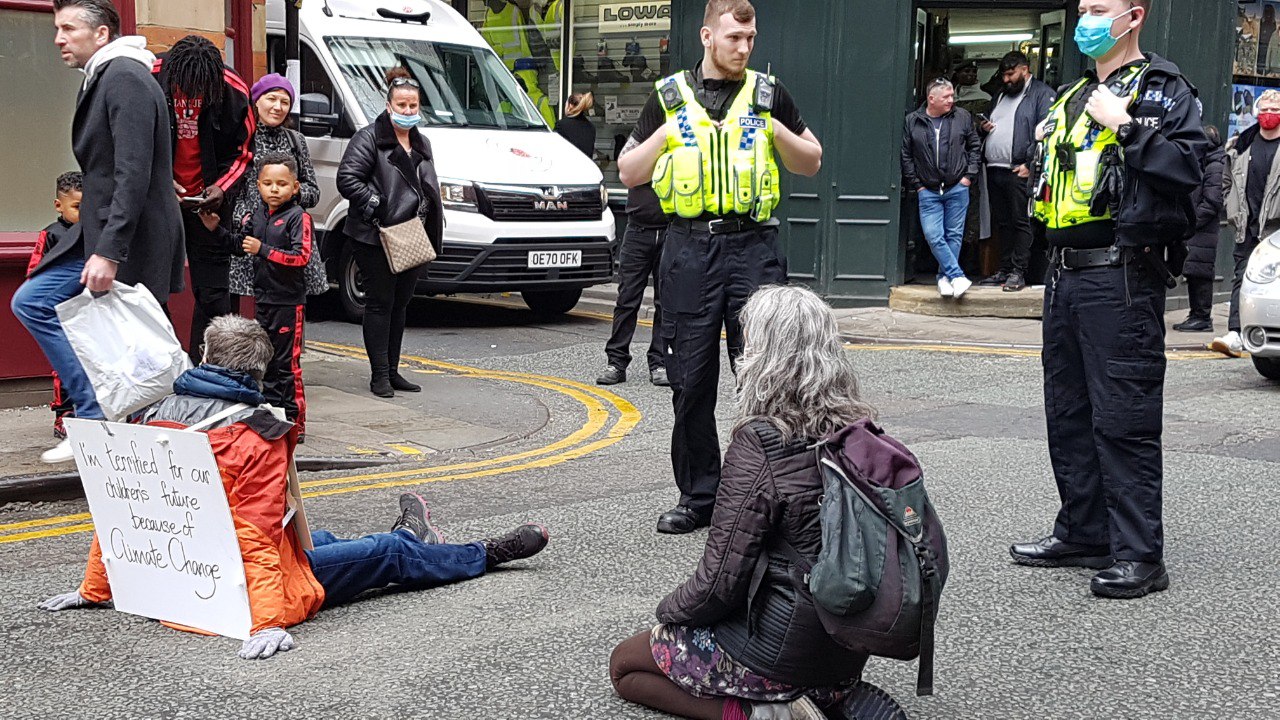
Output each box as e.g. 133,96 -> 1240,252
185,403 -> 252,432
915,543 -> 941,697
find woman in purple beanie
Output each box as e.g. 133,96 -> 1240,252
228,73 -> 325,308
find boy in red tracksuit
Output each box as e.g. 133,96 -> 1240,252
27,172 -> 84,440
205,151 -> 310,435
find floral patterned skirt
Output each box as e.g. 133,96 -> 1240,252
649,623 -> 855,707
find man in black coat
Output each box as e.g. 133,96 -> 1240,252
11,0 -> 183,464
977,52 -> 1056,292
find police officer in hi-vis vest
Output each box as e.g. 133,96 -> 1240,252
1009,0 -> 1208,599
618,0 -> 822,535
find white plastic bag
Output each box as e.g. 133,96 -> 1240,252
56,282 -> 192,421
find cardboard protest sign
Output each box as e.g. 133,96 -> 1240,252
65,418 -> 252,640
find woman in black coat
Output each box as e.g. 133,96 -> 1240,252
1173,125 -> 1225,333
554,92 -> 596,159
336,67 -> 443,398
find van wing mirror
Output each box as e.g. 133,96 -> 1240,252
299,92 -> 340,137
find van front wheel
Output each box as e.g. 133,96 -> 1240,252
1253,355 -> 1280,381
521,288 -> 582,316
338,243 -> 367,324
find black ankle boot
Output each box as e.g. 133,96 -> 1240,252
370,374 -> 394,398
390,373 -> 421,392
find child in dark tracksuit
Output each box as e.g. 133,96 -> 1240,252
27,172 -> 84,439
206,152 -> 311,434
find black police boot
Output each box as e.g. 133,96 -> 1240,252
1090,561 -> 1169,599
656,505 -> 710,535
1172,316 -> 1213,332
596,364 -> 626,385
1009,535 -> 1112,568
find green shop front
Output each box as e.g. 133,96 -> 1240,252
455,0 -> 1236,306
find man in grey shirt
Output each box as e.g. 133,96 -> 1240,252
978,52 -> 1056,291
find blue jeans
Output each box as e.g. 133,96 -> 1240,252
918,184 -> 971,281
10,255 -> 104,420
306,529 -> 487,608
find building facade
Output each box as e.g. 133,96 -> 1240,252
454,0 -> 1236,305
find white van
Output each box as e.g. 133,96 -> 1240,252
265,0 -> 615,318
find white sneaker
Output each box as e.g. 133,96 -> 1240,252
937,278 -> 954,297
41,438 -> 73,464
951,276 -> 973,298
1209,331 -> 1243,358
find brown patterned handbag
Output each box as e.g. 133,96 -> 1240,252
378,217 -> 436,274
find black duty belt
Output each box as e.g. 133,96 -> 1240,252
673,217 -> 762,235
1052,245 -> 1129,270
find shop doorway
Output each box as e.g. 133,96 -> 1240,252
904,1 -> 1071,286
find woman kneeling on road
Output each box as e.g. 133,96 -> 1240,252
337,66 -> 443,398
609,285 -> 899,720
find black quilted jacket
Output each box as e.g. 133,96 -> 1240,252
656,423 -> 869,687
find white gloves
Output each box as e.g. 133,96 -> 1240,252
38,591 -> 110,612
237,627 -> 296,660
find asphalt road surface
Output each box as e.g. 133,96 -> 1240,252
2,297 -> 1277,719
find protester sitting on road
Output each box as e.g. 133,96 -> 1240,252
38,315 -> 549,661
337,66 -> 444,399
228,73 -> 325,313
153,34 -> 255,364
13,0 -> 185,465
1174,124 -> 1225,333
1218,90 -> 1280,356
555,92 -> 597,159
901,78 -> 982,299
610,285 -> 892,720
25,172 -> 84,441
205,152 -> 314,436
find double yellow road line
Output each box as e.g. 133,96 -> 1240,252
0,345 -> 641,546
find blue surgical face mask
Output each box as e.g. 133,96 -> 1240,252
390,111 -> 421,129
1075,7 -> 1136,60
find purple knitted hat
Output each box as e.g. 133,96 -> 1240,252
250,73 -> 295,104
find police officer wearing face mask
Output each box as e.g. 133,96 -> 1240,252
618,0 -> 822,534
1009,0 -> 1208,599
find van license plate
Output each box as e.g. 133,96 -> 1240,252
527,250 -> 582,269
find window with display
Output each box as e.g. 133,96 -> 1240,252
465,0 -> 673,186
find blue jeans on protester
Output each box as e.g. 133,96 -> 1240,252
918,184 -> 971,281
306,529 -> 487,608
10,255 -> 105,420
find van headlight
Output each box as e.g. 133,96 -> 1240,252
439,179 -> 479,213
1246,235 -> 1280,284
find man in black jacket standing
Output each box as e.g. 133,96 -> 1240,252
1010,0 -> 1208,599
977,52 -> 1056,292
12,0 -> 184,464
901,78 -> 982,298
153,35 -> 255,362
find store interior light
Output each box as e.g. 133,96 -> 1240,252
950,32 -> 1035,45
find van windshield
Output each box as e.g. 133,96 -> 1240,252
326,36 -> 546,130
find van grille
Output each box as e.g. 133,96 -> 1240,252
478,184 -> 604,222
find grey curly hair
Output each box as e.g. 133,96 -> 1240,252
734,285 -> 876,442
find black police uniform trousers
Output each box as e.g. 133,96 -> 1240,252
183,209 -> 232,364
257,302 -> 307,435
988,167 -> 1035,275
660,221 -> 788,517
605,222 -> 667,373
1042,253 -> 1166,563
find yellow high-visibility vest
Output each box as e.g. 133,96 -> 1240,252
651,70 -> 782,221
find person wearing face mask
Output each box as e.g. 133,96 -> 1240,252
977,52 -> 1056,292
336,66 -> 443,398
1216,92 -> 1280,356
1010,0 -> 1209,600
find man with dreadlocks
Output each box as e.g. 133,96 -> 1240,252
152,35 -> 255,362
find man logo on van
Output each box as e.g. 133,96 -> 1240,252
535,187 -> 568,211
